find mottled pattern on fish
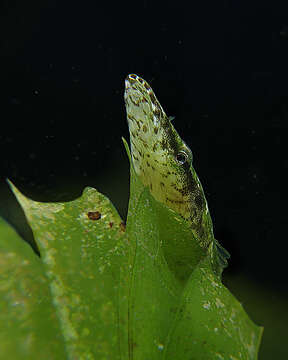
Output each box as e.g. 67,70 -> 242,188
124,74 -> 229,265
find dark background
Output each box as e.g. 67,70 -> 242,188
0,1 -> 287,358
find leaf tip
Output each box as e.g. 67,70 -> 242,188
6,179 -> 24,204
6,179 -> 37,218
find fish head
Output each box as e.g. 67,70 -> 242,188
124,74 -> 208,228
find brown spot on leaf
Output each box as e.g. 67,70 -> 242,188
87,211 -> 101,220
109,222 -> 114,228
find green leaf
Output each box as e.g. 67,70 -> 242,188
0,217 -> 66,359
164,255 -> 263,359
8,183 -> 130,359
124,140 -> 263,359
126,185 -> 180,359
0,140 -> 262,359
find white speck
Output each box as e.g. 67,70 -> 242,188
215,353 -> 224,359
203,302 -> 211,310
11,301 -> 20,307
157,343 -> 164,351
215,298 -> 225,309
210,280 -> 219,288
153,115 -> 158,126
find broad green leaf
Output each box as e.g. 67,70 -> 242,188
0,140 -> 262,359
126,185 -> 180,359
0,217 -> 65,359
8,183 -> 130,360
164,255 -> 263,359
124,139 -> 263,359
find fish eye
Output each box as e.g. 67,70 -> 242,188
176,151 -> 189,165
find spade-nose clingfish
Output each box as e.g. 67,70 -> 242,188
124,74 -> 229,276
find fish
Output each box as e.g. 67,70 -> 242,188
124,74 -> 229,271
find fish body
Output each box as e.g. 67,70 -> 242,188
124,74 -> 229,270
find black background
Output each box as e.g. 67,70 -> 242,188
0,1 -> 287,358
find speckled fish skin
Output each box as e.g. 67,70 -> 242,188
124,73 -> 217,250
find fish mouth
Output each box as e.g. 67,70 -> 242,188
124,74 -> 166,126
125,74 -> 151,92
124,73 -> 181,158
